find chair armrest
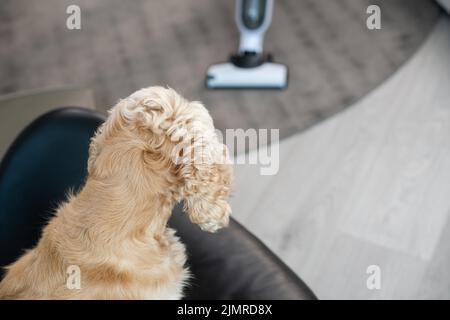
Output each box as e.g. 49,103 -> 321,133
169,205 -> 316,300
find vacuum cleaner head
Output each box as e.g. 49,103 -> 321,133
206,61 -> 288,89
206,0 -> 287,89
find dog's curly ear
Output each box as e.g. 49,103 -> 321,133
132,90 -> 234,233
179,150 -> 233,233
172,106 -> 233,233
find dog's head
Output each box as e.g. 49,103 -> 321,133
87,86 -> 232,232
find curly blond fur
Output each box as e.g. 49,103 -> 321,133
0,87 -> 233,299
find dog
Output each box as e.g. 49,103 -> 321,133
0,87 -> 233,299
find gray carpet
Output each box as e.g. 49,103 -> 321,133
0,0 -> 441,139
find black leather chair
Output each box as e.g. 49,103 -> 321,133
0,107 -> 316,300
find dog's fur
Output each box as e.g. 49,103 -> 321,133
0,87 -> 232,299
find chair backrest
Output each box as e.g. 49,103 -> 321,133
0,107 -> 105,277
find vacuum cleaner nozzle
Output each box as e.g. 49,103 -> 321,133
206,61 -> 288,89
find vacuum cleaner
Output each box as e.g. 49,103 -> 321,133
206,0 -> 288,89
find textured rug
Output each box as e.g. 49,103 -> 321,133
0,0 -> 441,139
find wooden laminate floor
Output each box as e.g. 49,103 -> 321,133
231,17 -> 450,299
